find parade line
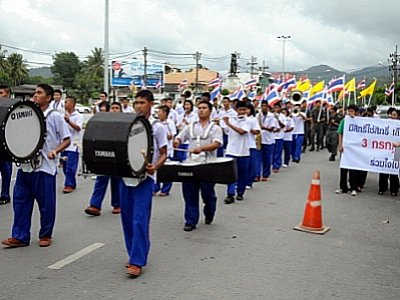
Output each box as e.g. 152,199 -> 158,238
47,243 -> 105,270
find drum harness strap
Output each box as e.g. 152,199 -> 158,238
188,121 -> 215,160
20,109 -> 58,172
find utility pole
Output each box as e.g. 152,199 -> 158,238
193,51 -> 201,94
143,46 -> 148,88
389,45 -> 400,105
247,56 -> 258,78
103,0 -> 109,94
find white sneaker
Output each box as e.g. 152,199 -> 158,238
246,185 -> 252,190
351,190 -> 357,196
335,189 -> 347,194
282,164 -> 288,168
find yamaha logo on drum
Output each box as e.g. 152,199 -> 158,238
94,150 -> 116,158
177,172 -> 194,177
10,110 -> 33,120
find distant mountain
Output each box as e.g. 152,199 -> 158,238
28,67 -> 53,78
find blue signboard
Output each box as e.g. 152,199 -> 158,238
111,60 -> 164,87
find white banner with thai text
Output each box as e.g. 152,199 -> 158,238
340,116 -> 400,175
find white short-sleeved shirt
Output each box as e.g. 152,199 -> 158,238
292,112 -> 306,134
65,110 -> 84,151
177,121 -> 223,159
247,116 -> 261,149
260,112 -> 278,145
50,99 -> 65,114
283,116 -> 295,141
225,116 -> 252,157
30,107 -> 70,176
168,108 -> 179,125
274,113 -> 287,140
122,106 -> 134,113
161,119 -> 177,157
217,107 -> 237,131
177,111 -> 198,128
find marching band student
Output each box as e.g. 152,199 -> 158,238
378,108 -> 399,196
215,96 -> 237,157
51,89 -> 65,113
2,84 -> 70,248
336,104 -> 360,196
0,85 -> 12,205
291,101 -> 306,163
175,100 -> 198,161
164,97 -> 179,126
174,101 -> 223,231
246,102 -> 261,188
325,106 -> 342,162
259,101 -> 278,181
61,96 -> 83,194
84,102 -> 123,216
121,97 -> 134,113
282,108 -> 294,168
153,105 -> 176,197
223,101 -> 252,203
120,90 -> 167,278
272,102 -> 287,173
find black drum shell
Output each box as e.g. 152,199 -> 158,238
82,112 -> 153,178
0,98 -> 46,162
157,158 -> 238,184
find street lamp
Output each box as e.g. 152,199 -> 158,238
277,35 -> 291,75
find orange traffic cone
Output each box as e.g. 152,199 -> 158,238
294,170 -> 330,234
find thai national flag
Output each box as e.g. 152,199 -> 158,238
229,87 -> 245,100
356,79 -> 366,90
327,76 -> 344,93
210,86 -> 220,101
178,78 -> 188,91
244,78 -> 257,89
208,77 -> 221,87
308,90 -> 326,104
247,90 -> 256,100
265,89 -> 280,106
279,77 -> 296,91
385,82 -> 395,97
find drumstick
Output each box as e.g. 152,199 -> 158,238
59,156 -> 68,161
172,148 -> 193,153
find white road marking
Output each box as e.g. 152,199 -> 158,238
48,242 -> 105,270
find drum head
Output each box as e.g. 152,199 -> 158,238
127,118 -> 151,176
4,103 -> 44,160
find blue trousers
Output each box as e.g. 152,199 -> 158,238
12,170 -> 56,244
119,177 -> 154,267
247,148 -> 260,186
217,134 -> 228,157
272,139 -> 284,170
227,155 -> 249,196
182,181 -> 217,226
61,150 -> 79,188
0,160 -> 12,200
283,140 -> 293,165
153,181 -> 172,195
89,176 -> 120,209
291,134 -> 304,161
261,144 -> 275,178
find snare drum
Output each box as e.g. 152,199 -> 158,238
0,98 -> 46,162
157,157 -> 237,184
82,112 -> 153,178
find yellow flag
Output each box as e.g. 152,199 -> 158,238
345,77 -> 356,92
296,79 -> 311,92
358,80 -> 377,98
310,80 -> 325,96
338,89 -> 347,100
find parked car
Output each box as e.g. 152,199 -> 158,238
76,103 -> 92,114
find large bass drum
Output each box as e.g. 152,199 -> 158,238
82,112 -> 153,178
157,157 -> 237,184
0,98 -> 46,163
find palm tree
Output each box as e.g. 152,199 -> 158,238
7,53 -> 28,86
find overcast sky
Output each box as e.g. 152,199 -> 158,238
1,0 -> 399,74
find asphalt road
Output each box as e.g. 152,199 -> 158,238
1,149 -> 399,300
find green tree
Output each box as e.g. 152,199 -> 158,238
7,53 -> 28,86
25,75 -> 53,85
51,52 -> 81,89
0,51 -> 11,85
